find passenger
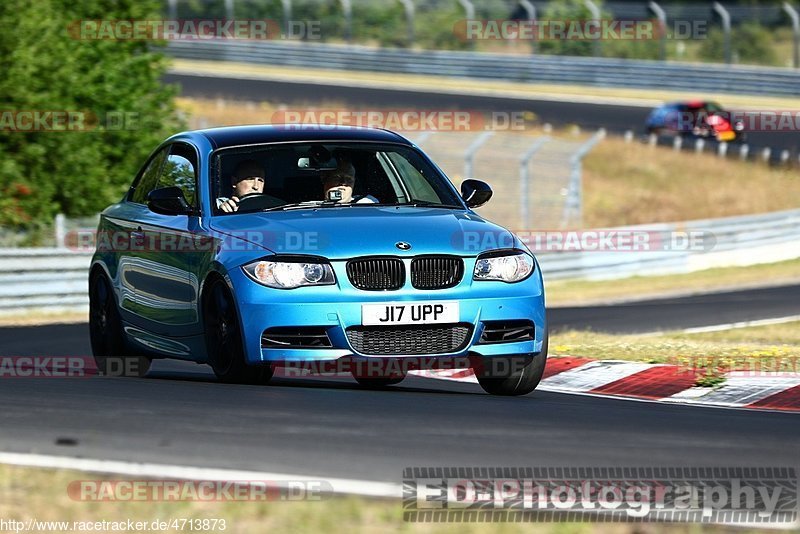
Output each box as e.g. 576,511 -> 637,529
321,158 -> 377,204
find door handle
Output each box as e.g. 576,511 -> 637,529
130,226 -> 145,241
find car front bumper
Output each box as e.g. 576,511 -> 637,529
227,259 -> 547,367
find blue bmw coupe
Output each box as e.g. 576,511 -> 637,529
89,125 -> 547,395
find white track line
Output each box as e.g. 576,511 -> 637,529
679,315 -> 800,334
0,452 -> 401,499
409,369 -> 478,383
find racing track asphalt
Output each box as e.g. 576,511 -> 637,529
0,358 -> 798,484
1,283 -> 799,480
164,73 -> 800,154
549,282 -> 800,334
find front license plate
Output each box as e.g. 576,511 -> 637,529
362,302 -> 459,326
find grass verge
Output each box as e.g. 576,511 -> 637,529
551,320 -> 800,386
0,464 -> 774,533
545,258 -> 800,307
583,137 -> 800,227
0,310 -> 88,327
551,322 -> 800,363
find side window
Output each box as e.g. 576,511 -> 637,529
387,151 -> 440,203
130,147 -> 169,204
158,143 -> 198,208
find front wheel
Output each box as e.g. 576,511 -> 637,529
473,334 -> 548,396
203,278 -> 273,385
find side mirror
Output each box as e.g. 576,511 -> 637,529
460,179 -> 492,208
147,186 -> 193,216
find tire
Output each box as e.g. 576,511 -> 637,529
89,272 -> 151,378
474,333 -> 548,396
203,278 -> 272,385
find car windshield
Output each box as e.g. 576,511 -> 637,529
211,142 -> 464,214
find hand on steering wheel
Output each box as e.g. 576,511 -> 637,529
235,192 -> 286,211
219,196 -> 241,213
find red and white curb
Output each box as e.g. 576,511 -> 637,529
412,357 -> 800,412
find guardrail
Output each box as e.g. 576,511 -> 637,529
535,208 -> 800,280
166,40 -> 800,97
0,249 -> 92,312
2,208 -> 799,314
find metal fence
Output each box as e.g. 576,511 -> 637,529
0,214 -> 99,248
161,0 -> 800,67
2,207 -> 798,314
412,129 -> 604,230
166,39 -> 800,96
635,131 -> 800,168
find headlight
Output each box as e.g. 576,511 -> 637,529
473,250 -> 534,283
243,258 -> 335,289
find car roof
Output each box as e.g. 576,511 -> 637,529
187,124 -> 412,150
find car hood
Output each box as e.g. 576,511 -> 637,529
209,206 -> 518,259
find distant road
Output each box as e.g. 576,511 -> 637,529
548,283 -> 800,334
164,73 -> 800,153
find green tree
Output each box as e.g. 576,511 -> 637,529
0,0 -> 183,229
698,22 -> 778,65
537,0 -> 600,57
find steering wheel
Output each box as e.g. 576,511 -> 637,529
234,193 -> 285,212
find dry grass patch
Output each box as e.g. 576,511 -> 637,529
0,464 -> 770,534
550,321 -> 800,375
583,137 -> 800,227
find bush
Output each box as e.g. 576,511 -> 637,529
537,0 -> 602,57
698,21 -> 778,65
0,0 -> 183,229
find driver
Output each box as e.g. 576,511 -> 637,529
217,159 -> 265,213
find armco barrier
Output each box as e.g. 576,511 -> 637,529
166,40 -> 800,97
0,249 -> 92,312
1,208 -> 799,314
535,208 -> 800,280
